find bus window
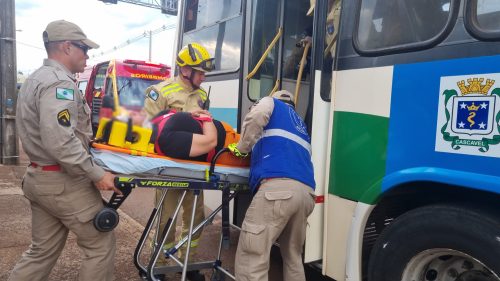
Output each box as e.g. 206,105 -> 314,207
247,0 -> 281,101
183,17 -> 242,72
184,0 -> 241,32
182,0 -> 242,73
281,1 -> 313,81
318,0 -> 341,101
356,0 -> 452,52
476,0 -> 500,30
466,0 -> 500,39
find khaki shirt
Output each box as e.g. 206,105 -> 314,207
143,76 -> 208,119
237,97 -> 275,153
325,0 -> 341,57
16,59 -> 104,182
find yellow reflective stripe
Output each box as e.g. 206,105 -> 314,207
161,83 -> 182,97
162,86 -> 183,97
197,89 -> 207,101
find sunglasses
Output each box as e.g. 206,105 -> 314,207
193,58 -> 215,72
71,42 -> 89,55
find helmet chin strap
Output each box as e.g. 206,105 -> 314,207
180,67 -> 199,90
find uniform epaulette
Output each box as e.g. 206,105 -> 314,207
54,69 -> 73,82
43,70 -> 70,89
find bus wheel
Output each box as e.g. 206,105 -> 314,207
367,204 -> 500,281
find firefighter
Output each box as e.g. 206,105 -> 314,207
229,90 -> 316,281
143,43 -> 214,117
9,20 -> 119,281
143,43 -> 215,281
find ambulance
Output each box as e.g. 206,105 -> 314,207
77,59 -> 171,133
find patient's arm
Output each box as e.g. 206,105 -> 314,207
189,115 -> 218,157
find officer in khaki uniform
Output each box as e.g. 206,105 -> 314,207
9,20 -> 120,281
143,43 -> 214,281
229,90 -> 316,281
307,0 -> 341,57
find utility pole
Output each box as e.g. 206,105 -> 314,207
0,0 -> 19,165
149,30 -> 152,61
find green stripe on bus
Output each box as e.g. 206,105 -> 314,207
329,111 -> 388,204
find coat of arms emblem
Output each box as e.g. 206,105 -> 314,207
437,76 -> 500,154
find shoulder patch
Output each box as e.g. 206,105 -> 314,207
57,109 -> 71,127
56,88 -> 74,101
148,89 -> 159,101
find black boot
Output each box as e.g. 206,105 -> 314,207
186,270 -> 205,281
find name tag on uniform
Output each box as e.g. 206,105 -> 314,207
56,88 -> 74,101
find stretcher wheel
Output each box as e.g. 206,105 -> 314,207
93,207 -> 119,232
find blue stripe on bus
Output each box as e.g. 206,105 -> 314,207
382,54 -> 500,194
209,108 -> 238,128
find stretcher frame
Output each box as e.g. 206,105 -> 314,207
103,149 -> 248,281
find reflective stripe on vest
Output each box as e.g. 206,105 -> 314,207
196,89 -> 207,101
161,83 -> 182,97
261,128 -> 312,155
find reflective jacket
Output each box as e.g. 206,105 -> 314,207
249,99 -> 315,192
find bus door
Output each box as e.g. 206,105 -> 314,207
241,0 -> 314,118
241,0 -> 338,264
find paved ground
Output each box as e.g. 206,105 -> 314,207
0,148 -> 268,281
0,164 -> 242,281
0,145 -> 328,281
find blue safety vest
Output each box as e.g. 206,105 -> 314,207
249,99 -> 315,192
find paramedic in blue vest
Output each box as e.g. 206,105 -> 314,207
229,90 -> 316,281
142,43 -> 214,281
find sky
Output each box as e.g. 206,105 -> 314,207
15,0 -> 178,76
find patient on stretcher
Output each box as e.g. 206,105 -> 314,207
127,109 -> 249,166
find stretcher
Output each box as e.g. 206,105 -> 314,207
91,144 -> 250,281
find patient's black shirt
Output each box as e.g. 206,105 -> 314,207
155,111 -> 225,162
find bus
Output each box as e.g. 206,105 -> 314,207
174,0 -> 500,280
78,59 -> 171,133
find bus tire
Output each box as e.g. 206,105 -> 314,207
367,204 -> 500,281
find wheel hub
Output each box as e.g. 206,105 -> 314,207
402,248 -> 499,281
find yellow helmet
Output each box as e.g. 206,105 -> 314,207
176,43 -> 215,72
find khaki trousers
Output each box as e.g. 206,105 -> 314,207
235,179 -> 315,281
155,188 -> 205,261
9,167 -> 116,281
